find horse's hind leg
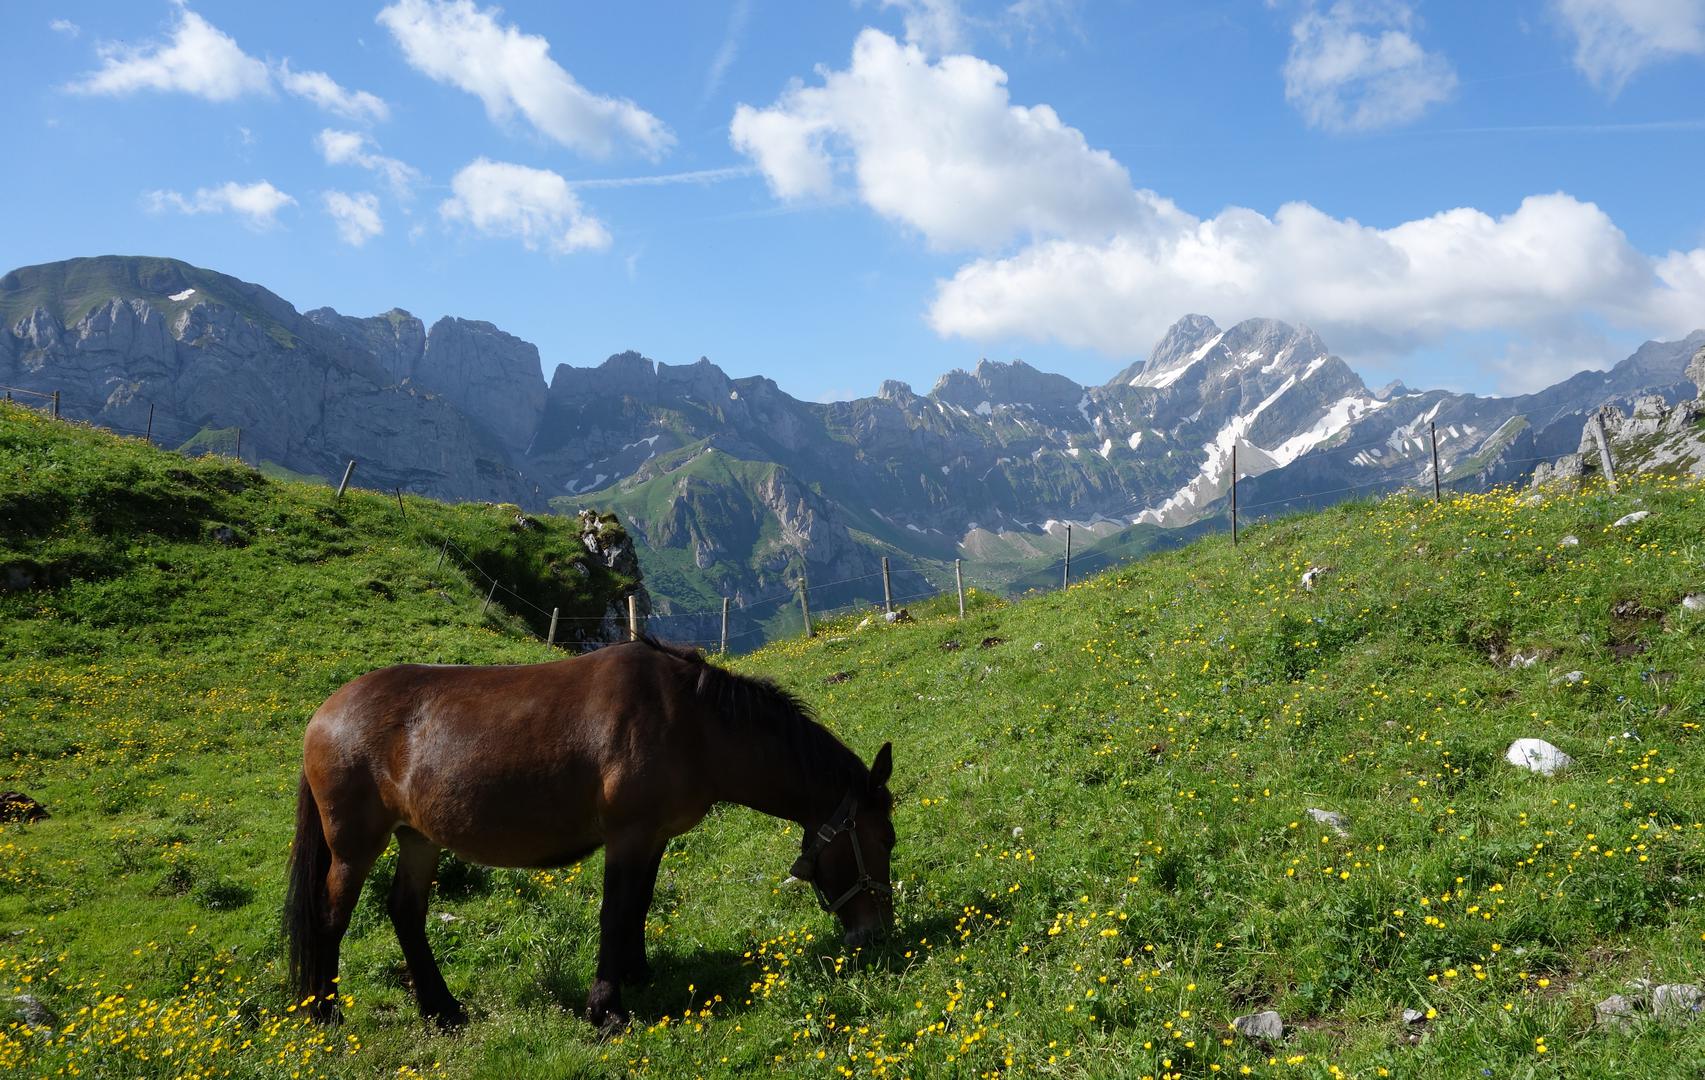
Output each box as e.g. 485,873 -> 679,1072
312,847 -> 380,1023
389,828 -> 466,1028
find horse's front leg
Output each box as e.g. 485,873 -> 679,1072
586,839 -> 664,1030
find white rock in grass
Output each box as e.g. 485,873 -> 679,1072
1550,671 -> 1585,686
1612,511 -> 1650,527
1653,984 -> 1703,1021
1595,994 -> 1639,1030
1307,808 -> 1349,837
1300,565 -> 1331,590
1232,1010 -> 1284,1041
1559,535 -> 1580,547
1682,593 -> 1705,613
1401,1008 -> 1427,1025
1505,738 -> 1572,776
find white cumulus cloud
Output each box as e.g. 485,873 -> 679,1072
376,0 -> 672,159
70,5 -> 270,102
323,191 -> 384,246
50,19 -> 81,37
730,28 -> 1143,250
67,4 -> 390,121
1282,1 -> 1457,132
317,129 -> 421,199
733,27 -> 1705,370
143,180 -> 296,229
439,158 -> 611,254
278,63 -> 390,123
926,193 -> 1701,357
1552,0 -> 1705,93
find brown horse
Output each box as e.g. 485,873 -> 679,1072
284,637 -> 895,1029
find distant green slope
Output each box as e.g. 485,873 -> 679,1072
0,255 -> 301,346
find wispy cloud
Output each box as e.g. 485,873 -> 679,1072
70,4 -> 270,102
278,63 -> 390,123
440,158 -> 612,254
1419,117 -> 1705,135
569,166 -> 756,189
143,180 -> 296,229
67,3 -> 389,121
1283,0 -> 1458,132
377,0 -> 672,158
702,0 -> 753,104
49,18 -> 80,37
317,129 -> 422,199
323,190 -> 384,246
1552,0 -> 1705,94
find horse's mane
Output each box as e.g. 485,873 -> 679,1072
637,636 -> 869,792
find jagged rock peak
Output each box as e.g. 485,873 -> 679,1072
417,316 -> 547,452
1123,315 -> 1333,390
931,357 -> 1083,408
601,350 -> 656,376
878,379 -> 915,402
1143,314 -> 1220,368
1689,343 -> 1705,397
305,306 -> 426,384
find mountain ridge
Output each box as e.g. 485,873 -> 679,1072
5,254 -> 1699,639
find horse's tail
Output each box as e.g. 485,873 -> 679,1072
283,771 -> 330,1003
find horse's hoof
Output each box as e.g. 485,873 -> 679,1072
587,1007 -> 630,1035
429,1002 -> 469,1032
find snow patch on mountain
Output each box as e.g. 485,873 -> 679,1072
1133,331 -> 1225,389
1135,379 -> 1388,527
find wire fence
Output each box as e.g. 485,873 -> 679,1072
4,385 -> 1588,657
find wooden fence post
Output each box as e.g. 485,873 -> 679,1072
481,579 -> 498,616
720,597 -> 730,654
881,556 -> 892,614
1231,443 -> 1239,547
1062,524 -> 1072,588
394,487 -> 407,519
1430,422 -> 1442,503
335,459 -> 357,499
51,391 -> 60,419
955,559 -> 965,619
436,539 -> 448,568
799,575 -> 813,638
627,594 -> 639,641
547,607 -> 559,647
145,404 -> 154,444
1590,413 -> 1619,493
234,427 -> 241,461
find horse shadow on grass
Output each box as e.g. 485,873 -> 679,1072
531,908 -> 969,1026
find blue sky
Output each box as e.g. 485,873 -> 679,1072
3,0 -> 1703,402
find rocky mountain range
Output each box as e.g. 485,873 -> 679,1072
4,255 -> 1701,641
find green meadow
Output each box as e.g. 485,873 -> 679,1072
2,401 -> 1702,1078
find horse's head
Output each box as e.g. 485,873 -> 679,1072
792,742 -> 896,949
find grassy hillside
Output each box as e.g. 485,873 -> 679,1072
0,255 -> 300,345
3,403 -> 1703,1078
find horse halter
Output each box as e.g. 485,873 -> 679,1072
790,790 -> 892,916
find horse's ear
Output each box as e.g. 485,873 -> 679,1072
869,741 -> 893,790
